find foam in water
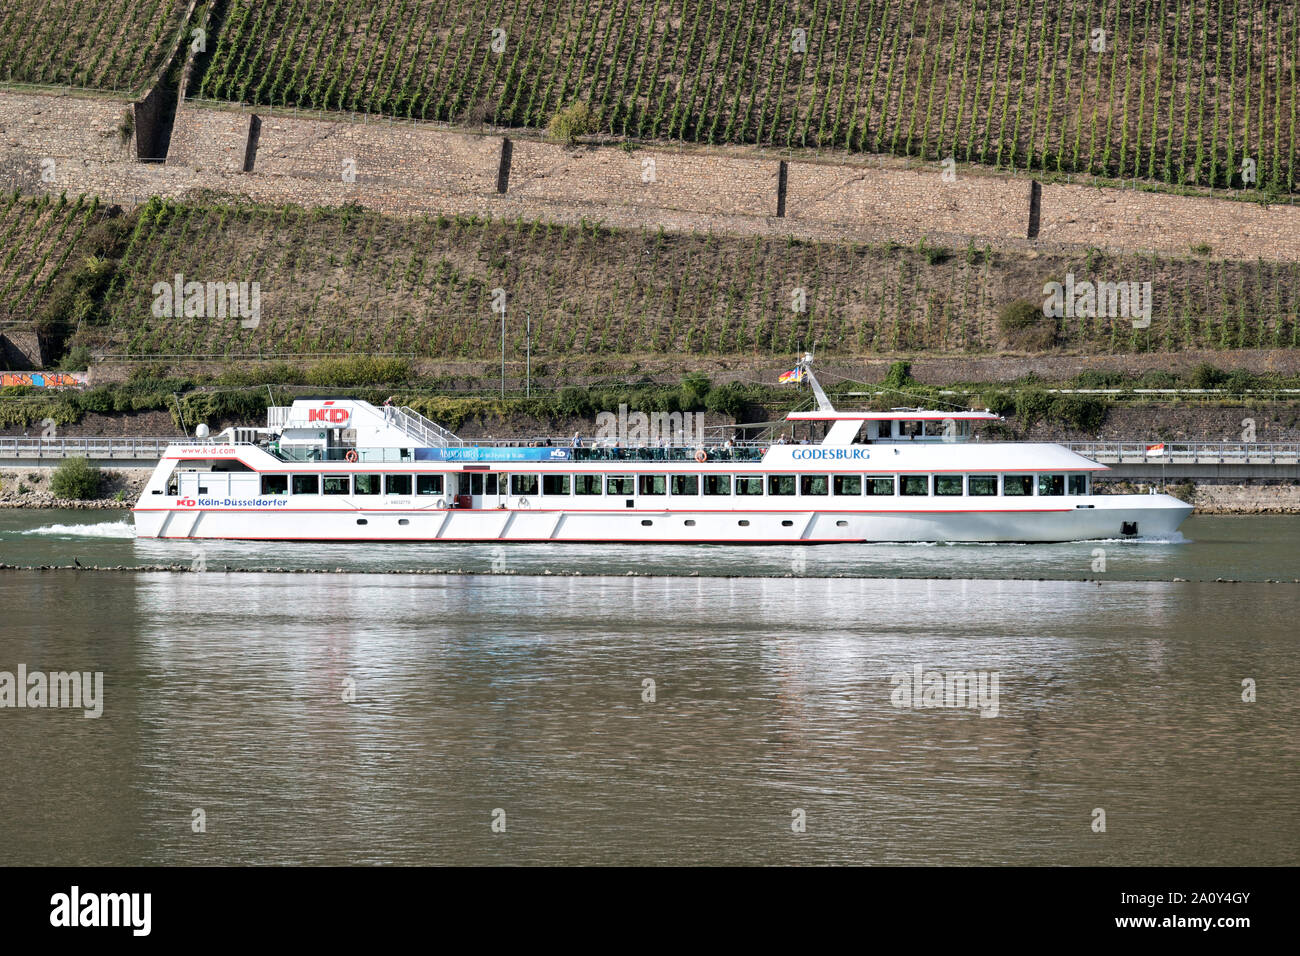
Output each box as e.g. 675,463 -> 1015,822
22,520 -> 137,539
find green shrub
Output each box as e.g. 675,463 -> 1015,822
1072,369 -> 1128,389
1223,369 -> 1258,394
883,361 -> 914,390
1136,369 -> 1178,388
57,345 -> 93,371
703,382 -> 748,419
678,372 -> 712,410
1012,389 -> 1106,432
917,237 -> 949,264
1188,363 -> 1228,389
547,101 -> 593,145
998,299 -> 1057,350
304,357 -> 413,387
50,457 -> 101,500
999,299 -> 1043,332
984,390 -> 1015,417
1049,394 -> 1107,432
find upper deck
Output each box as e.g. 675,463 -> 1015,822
171,358 -> 1071,470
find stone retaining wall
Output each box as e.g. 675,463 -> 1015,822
3,89 -> 1300,264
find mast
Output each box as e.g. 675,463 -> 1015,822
798,352 -> 835,412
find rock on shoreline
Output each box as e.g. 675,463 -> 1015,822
0,466 -> 149,509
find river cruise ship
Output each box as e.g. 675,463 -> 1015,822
132,363 -> 1192,543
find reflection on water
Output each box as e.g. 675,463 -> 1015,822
1,572 -> 1296,865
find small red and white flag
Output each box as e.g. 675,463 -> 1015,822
1146,443 -> 1166,456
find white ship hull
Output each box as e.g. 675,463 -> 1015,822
133,495 -> 1191,543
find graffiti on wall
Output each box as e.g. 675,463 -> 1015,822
0,372 -> 88,388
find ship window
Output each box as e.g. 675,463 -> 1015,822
543,474 -> 571,495
865,475 -> 896,496
291,474 -> 320,496
670,474 -> 699,495
738,519 -> 750,526
684,519 -> 696,526
469,473 -> 484,496
485,473 -> 498,495
735,476 -> 764,496
641,519 -> 653,526
398,518 -> 409,526
1068,474 -> 1089,495
900,420 -> 922,439
702,474 -> 732,495
511,474 -> 540,496
1003,475 -> 1034,496
833,475 -> 861,495
606,475 -> 634,496
574,474 -> 603,495
638,474 -> 666,495
260,474 -> 289,496
356,518 -> 368,526
323,475 -> 350,495
968,475 -> 998,496
1037,473 -> 1066,496
768,474 -> 796,495
416,474 -> 444,496
781,519 -> 794,527
385,474 -> 412,495
933,474 -> 964,496
354,474 -> 381,495
900,475 -> 929,496
836,520 -> 848,527
800,474 -> 829,495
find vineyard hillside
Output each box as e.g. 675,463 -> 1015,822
64,198 -> 1300,362
187,0 -> 1300,194
0,0 -> 191,94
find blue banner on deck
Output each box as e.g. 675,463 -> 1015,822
415,446 -> 573,462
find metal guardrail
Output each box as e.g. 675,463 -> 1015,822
0,437 -> 187,460
1064,441 -> 1300,465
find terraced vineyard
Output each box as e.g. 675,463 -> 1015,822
68,198 -> 1300,360
0,191 -> 111,325
0,0 -> 190,93
190,0 -> 1300,193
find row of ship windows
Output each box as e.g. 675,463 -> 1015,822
254,472 -> 1092,498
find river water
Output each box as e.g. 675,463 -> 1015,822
1,510 -> 1297,865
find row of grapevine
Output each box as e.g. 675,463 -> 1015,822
186,1 -> 1298,194
0,0 -> 189,94
64,199 -> 1300,359
0,192 -> 109,322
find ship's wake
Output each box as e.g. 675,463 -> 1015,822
22,520 -> 137,539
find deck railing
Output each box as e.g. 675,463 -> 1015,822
1063,441 -> 1300,464
0,437 -> 186,460
7,435 -> 1300,467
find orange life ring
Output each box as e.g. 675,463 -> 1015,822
694,449 -> 707,463
345,450 -> 358,463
